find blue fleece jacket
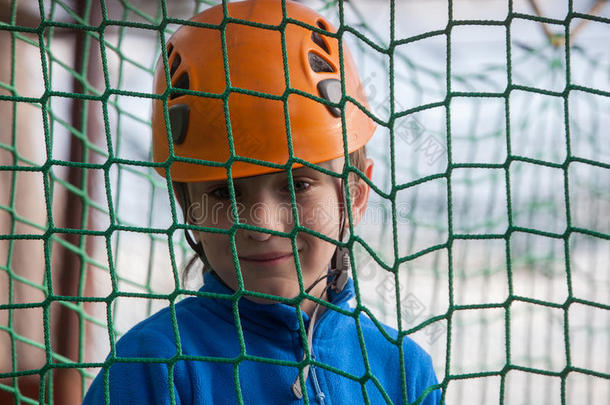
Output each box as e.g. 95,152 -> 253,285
83,272 -> 441,404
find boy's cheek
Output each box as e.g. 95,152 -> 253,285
298,204 -> 341,236
189,203 -> 236,229
200,234 -> 231,253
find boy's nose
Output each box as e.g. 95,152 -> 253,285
240,199 -> 292,240
247,229 -> 271,242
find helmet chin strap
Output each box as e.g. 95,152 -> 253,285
184,227 -> 212,269
324,176 -> 351,293
174,182 -> 213,272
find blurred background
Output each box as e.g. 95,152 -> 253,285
0,0 -> 608,404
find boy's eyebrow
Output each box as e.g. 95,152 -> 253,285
199,179 -> 231,190
293,165 -> 340,178
292,165 -> 325,176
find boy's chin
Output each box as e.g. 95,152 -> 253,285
237,277 -> 328,316
244,283 -> 301,302
217,268 -> 327,305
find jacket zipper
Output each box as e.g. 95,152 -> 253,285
297,286 -> 346,404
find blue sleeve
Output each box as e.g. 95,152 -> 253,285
399,334 -> 442,405
411,351 -> 442,405
82,329 -> 183,405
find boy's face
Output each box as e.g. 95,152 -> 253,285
186,157 -> 373,307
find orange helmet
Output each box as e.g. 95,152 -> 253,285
151,0 -> 376,182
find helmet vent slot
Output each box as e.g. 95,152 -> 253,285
170,53 -> 181,77
311,31 -> 330,54
308,52 -> 335,73
170,72 -> 190,100
316,19 -> 328,31
167,43 -> 174,57
317,79 -> 342,117
168,104 -> 189,145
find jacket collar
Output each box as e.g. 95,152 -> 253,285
196,271 -> 355,337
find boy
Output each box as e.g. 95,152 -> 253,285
83,0 -> 441,403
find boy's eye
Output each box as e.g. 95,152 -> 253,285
291,180 -> 311,193
210,186 -> 236,200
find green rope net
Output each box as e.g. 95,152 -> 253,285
1,0 -> 609,404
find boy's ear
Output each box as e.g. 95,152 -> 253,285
349,158 -> 374,228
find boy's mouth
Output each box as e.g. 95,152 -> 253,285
239,251 -> 295,264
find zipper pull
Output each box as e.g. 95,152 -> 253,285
310,361 -> 326,405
